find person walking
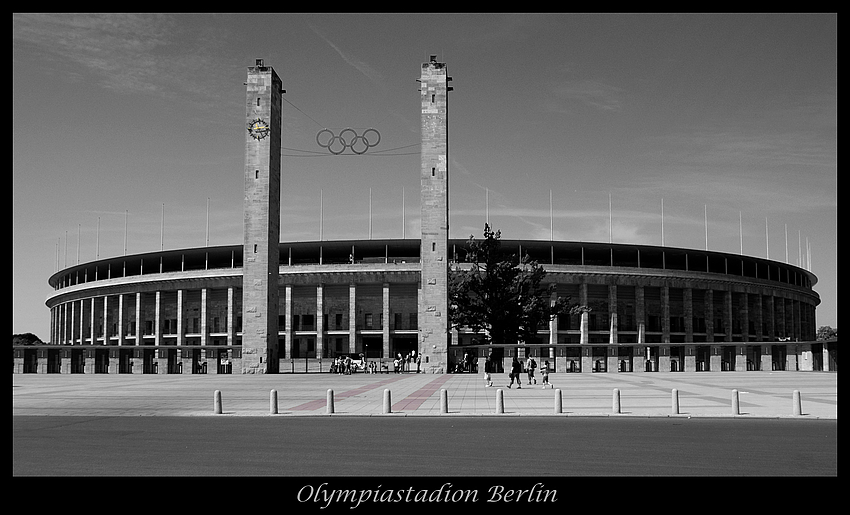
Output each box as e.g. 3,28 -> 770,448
507,357 -> 522,389
483,355 -> 494,387
541,360 -> 552,389
527,357 -> 537,385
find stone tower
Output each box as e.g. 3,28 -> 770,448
419,56 -> 452,373
241,59 -> 282,373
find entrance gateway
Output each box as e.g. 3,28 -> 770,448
239,57 -> 452,373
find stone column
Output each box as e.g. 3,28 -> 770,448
284,284 -> 293,362
349,283 -> 357,354
766,295 -> 775,341
118,294 -> 125,346
103,295 -> 110,345
419,55 -> 451,374
608,284 -> 618,345
135,292 -> 142,346
200,288 -> 208,347
636,285 -> 645,345
177,289 -> 184,348
754,293 -> 764,342
382,283 -> 391,359
661,286 -> 670,344
724,290 -> 733,342
735,345 -> 747,371
90,297 -> 96,346
740,292 -> 749,342
580,283 -> 588,345
155,291 -> 162,348
316,283 -> 325,359
704,290 -> 714,342
684,288 -> 693,343
227,287 -> 234,347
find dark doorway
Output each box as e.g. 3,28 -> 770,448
143,349 -> 157,374
166,348 -> 179,374
23,349 -> 37,373
119,349 -> 133,374
95,349 -> 109,374
747,346 -> 761,371
670,346 -> 684,372
771,345 -> 787,371
71,349 -> 84,374
722,346 -> 736,371
47,349 -> 61,374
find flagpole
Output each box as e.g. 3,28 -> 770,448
765,217 -> 769,260
784,224 -> 788,264
739,211 -> 743,255
160,203 -> 165,251
206,198 -> 210,247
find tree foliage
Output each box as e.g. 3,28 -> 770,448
449,224 -> 587,346
12,333 -> 43,346
816,326 -> 837,341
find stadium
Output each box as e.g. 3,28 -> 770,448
13,58 -> 832,375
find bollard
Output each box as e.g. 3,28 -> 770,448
327,389 -> 335,414
270,389 -> 278,414
214,390 -> 222,414
554,389 -> 562,414
613,388 -> 621,414
440,389 -> 448,414
496,388 -> 504,414
672,389 -> 679,415
732,389 -> 740,415
793,390 -> 802,416
383,389 -> 392,414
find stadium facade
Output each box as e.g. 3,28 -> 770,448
14,58 -> 833,374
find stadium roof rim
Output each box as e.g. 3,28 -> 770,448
48,238 -> 818,289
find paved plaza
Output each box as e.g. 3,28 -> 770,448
12,370 -> 836,419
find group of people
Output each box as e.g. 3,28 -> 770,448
329,352 -> 422,375
483,355 -> 551,389
330,355 -> 360,375
393,352 -> 421,373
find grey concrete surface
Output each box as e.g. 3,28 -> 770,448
12,370 -> 836,419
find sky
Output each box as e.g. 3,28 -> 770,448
13,13 -> 837,338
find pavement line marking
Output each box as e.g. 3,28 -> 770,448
287,375 -> 413,411
392,375 -> 455,411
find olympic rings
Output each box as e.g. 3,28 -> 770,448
316,128 -> 381,155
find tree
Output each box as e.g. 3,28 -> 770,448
12,333 -> 43,346
449,224 -> 587,346
816,326 -> 837,341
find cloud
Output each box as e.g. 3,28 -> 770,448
307,22 -> 385,88
547,79 -> 625,112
